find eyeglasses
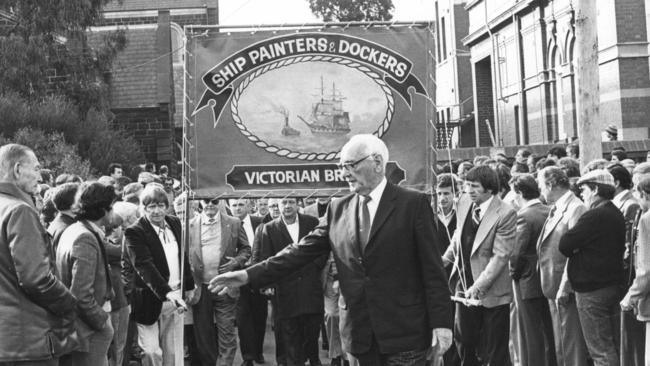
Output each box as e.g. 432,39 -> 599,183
337,155 -> 371,171
145,203 -> 167,211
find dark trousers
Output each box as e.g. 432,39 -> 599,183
620,309 -> 645,366
237,285 -> 268,361
454,302 -> 511,366
513,282 -> 557,366
351,336 -> 428,366
271,299 -> 287,365
279,313 -> 323,366
193,285 -> 238,366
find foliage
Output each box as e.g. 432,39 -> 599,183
0,92 -> 144,176
0,128 -> 91,178
0,0 -> 127,116
307,0 -> 394,21
0,1 -> 144,176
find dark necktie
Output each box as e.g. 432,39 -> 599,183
359,196 -> 372,252
472,204 -> 481,226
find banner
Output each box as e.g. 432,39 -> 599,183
186,25 -> 434,197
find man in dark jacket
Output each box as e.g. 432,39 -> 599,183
258,197 -> 325,366
559,169 -> 626,366
209,134 -> 452,366
509,175 -> 555,366
125,184 -> 195,366
0,143 -> 78,365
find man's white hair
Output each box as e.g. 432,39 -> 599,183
342,134 -> 389,169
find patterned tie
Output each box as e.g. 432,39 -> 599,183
359,195 -> 372,252
472,204 -> 481,226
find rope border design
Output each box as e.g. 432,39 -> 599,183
230,55 -> 395,161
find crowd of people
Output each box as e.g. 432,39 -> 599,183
2,136 -> 650,366
432,143 -> 650,366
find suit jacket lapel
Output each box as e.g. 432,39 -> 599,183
188,217 -> 203,267
345,195 -> 363,257
142,217 -> 169,272
539,195 -> 571,244
220,215 -> 232,261
471,197 -> 499,255
366,183 -> 396,250
277,218 -> 293,245
297,214 -> 311,239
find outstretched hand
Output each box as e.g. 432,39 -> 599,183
207,270 -> 249,295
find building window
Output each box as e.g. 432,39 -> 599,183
170,22 -> 184,65
435,1 -> 441,61
441,16 -> 447,60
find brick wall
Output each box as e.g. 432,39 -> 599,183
101,10 -> 214,27
112,106 -> 174,166
615,0 -> 648,43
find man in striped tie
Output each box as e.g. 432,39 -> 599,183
442,165 -> 517,366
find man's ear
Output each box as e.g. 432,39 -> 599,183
12,162 -> 21,179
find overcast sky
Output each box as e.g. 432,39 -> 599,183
219,0 -> 435,25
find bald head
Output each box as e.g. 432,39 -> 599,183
0,144 -> 41,195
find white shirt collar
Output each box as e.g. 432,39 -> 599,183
553,190 -> 573,210
613,190 -> 629,207
242,214 -> 251,226
476,195 -> 494,219
366,177 -> 387,203
202,211 -> 221,225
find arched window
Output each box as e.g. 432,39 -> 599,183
170,22 -> 184,65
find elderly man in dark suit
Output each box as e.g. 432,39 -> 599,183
258,197 -> 324,366
537,166 -> 588,366
209,134 -> 452,366
509,175 -> 555,366
443,165 -> 516,366
124,184 -> 195,366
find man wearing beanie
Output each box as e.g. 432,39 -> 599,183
559,169 -> 626,366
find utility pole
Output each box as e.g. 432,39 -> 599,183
575,0 -> 602,169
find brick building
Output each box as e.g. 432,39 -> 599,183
92,0 -> 218,169
445,0 -> 650,148
434,0 -> 475,148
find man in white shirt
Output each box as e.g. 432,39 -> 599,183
187,198 -> 251,366
257,197 -> 324,366
124,185 -> 195,366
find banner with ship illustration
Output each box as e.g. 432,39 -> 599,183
186,25 -> 435,197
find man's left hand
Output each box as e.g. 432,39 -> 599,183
465,285 -> 482,300
432,328 -> 453,353
219,256 -> 238,273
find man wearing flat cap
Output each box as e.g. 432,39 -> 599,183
559,169 -> 626,366
604,124 -> 618,141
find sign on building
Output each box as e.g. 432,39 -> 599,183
185,24 -> 435,197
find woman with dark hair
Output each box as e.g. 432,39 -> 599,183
56,182 -> 117,366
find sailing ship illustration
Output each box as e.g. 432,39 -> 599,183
298,76 -> 351,135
